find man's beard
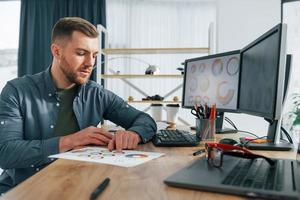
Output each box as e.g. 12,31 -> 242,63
60,56 -> 91,85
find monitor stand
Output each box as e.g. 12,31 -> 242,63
243,139 -> 293,151
215,112 -> 238,134
244,119 -> 293,151
240,139 -> 294,151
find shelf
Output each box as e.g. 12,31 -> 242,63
102,48 -> 209,55
127,100 -> 181,104
99,74 -> 183,78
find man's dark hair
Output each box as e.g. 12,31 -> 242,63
51,17 -> 98,44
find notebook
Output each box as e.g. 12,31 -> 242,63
164,144 -> 300,200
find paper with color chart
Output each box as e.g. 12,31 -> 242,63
49,147 -> 164,167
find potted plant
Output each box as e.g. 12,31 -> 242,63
280,93 -> 300,148
291,93 -> 300,127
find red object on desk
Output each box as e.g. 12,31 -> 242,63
242,137 -> 269,143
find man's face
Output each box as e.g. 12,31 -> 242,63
58,31 -> 99,85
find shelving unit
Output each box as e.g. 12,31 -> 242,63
96,24 -> 214,125
99,74 -> 183,79
102,47 -> 209,55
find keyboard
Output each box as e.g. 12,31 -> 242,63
222,159 -> 284,191
152,129 -> 199,147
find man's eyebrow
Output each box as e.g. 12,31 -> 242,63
75,48 -> 98,55
75,48 -> 88,52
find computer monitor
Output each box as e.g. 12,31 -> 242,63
182,50 -> 240,133
239,23 -> 293,150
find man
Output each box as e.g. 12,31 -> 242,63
0,17 -> 156,193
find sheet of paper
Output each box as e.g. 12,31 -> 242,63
49,147 -> 164,167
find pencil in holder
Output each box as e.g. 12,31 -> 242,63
195,118 -> 216,141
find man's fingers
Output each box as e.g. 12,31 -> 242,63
93,128 -> 114,139
123,133 -> 129,149
90,133 -> 111,144
108,138 -> 115,151
128,136 -> 135,149
133,136 -> 139,148
128,134 -> 139,149
115,132 -> 123,152
73,146 -> 85,150
76,127 -> 141,151
90,138 -> 106,146
115,132 -> 140,150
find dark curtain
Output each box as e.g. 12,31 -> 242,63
18,0 -> 106,81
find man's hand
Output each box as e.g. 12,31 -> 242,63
108,131 -> 141,152
59,126 -> 113,152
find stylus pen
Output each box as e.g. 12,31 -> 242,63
90,177 -> 110,200
193,149 -> 205,156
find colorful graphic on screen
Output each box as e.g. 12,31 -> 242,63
184,53 -> 240,110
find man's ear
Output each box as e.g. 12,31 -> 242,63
51,43 -> 62,59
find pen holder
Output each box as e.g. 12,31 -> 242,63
195,118 -> 216,142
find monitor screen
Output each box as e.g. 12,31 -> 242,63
182,50 -> 240,112
239,24 -> 287,120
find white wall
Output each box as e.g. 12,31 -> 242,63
216,0 -> 281,136
217,0 -> 281,52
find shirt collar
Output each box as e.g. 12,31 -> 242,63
43,65 -> 84,98
44,66 -> 57,98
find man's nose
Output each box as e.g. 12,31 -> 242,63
85,55 -> 95,67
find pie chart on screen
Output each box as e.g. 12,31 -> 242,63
226,56 -> 239,76
212,58 -> 223,76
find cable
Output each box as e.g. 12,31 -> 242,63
237,128 -> 292,145
238,127 -> 293,145
281,126 -> 293,144
224,117 -> 238,130
224,117 -> 236,129
264,118 -> 293,144
241,136 -> 267,148
223,115 -> 293,146
236,130 -> 260,139
224,117 -> 260,138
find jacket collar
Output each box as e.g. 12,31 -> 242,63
43,65 -> 85,99
44,66 -> 57,99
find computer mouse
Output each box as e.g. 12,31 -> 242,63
219,138 -> 238,145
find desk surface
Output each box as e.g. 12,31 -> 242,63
2,133 -> 297,200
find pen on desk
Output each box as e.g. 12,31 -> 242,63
192,149 -> 205,156
90,177 -> 110,200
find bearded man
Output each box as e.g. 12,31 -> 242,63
0,17 -> 156,194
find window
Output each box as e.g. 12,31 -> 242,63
283,1 -> 300,93
0,1 -> 21,92
105,0 -> 216,125
282,1 -> 300,142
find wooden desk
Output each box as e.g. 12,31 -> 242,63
2,134 -> 296,200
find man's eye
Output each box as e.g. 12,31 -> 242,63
77,52 -> 85,56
